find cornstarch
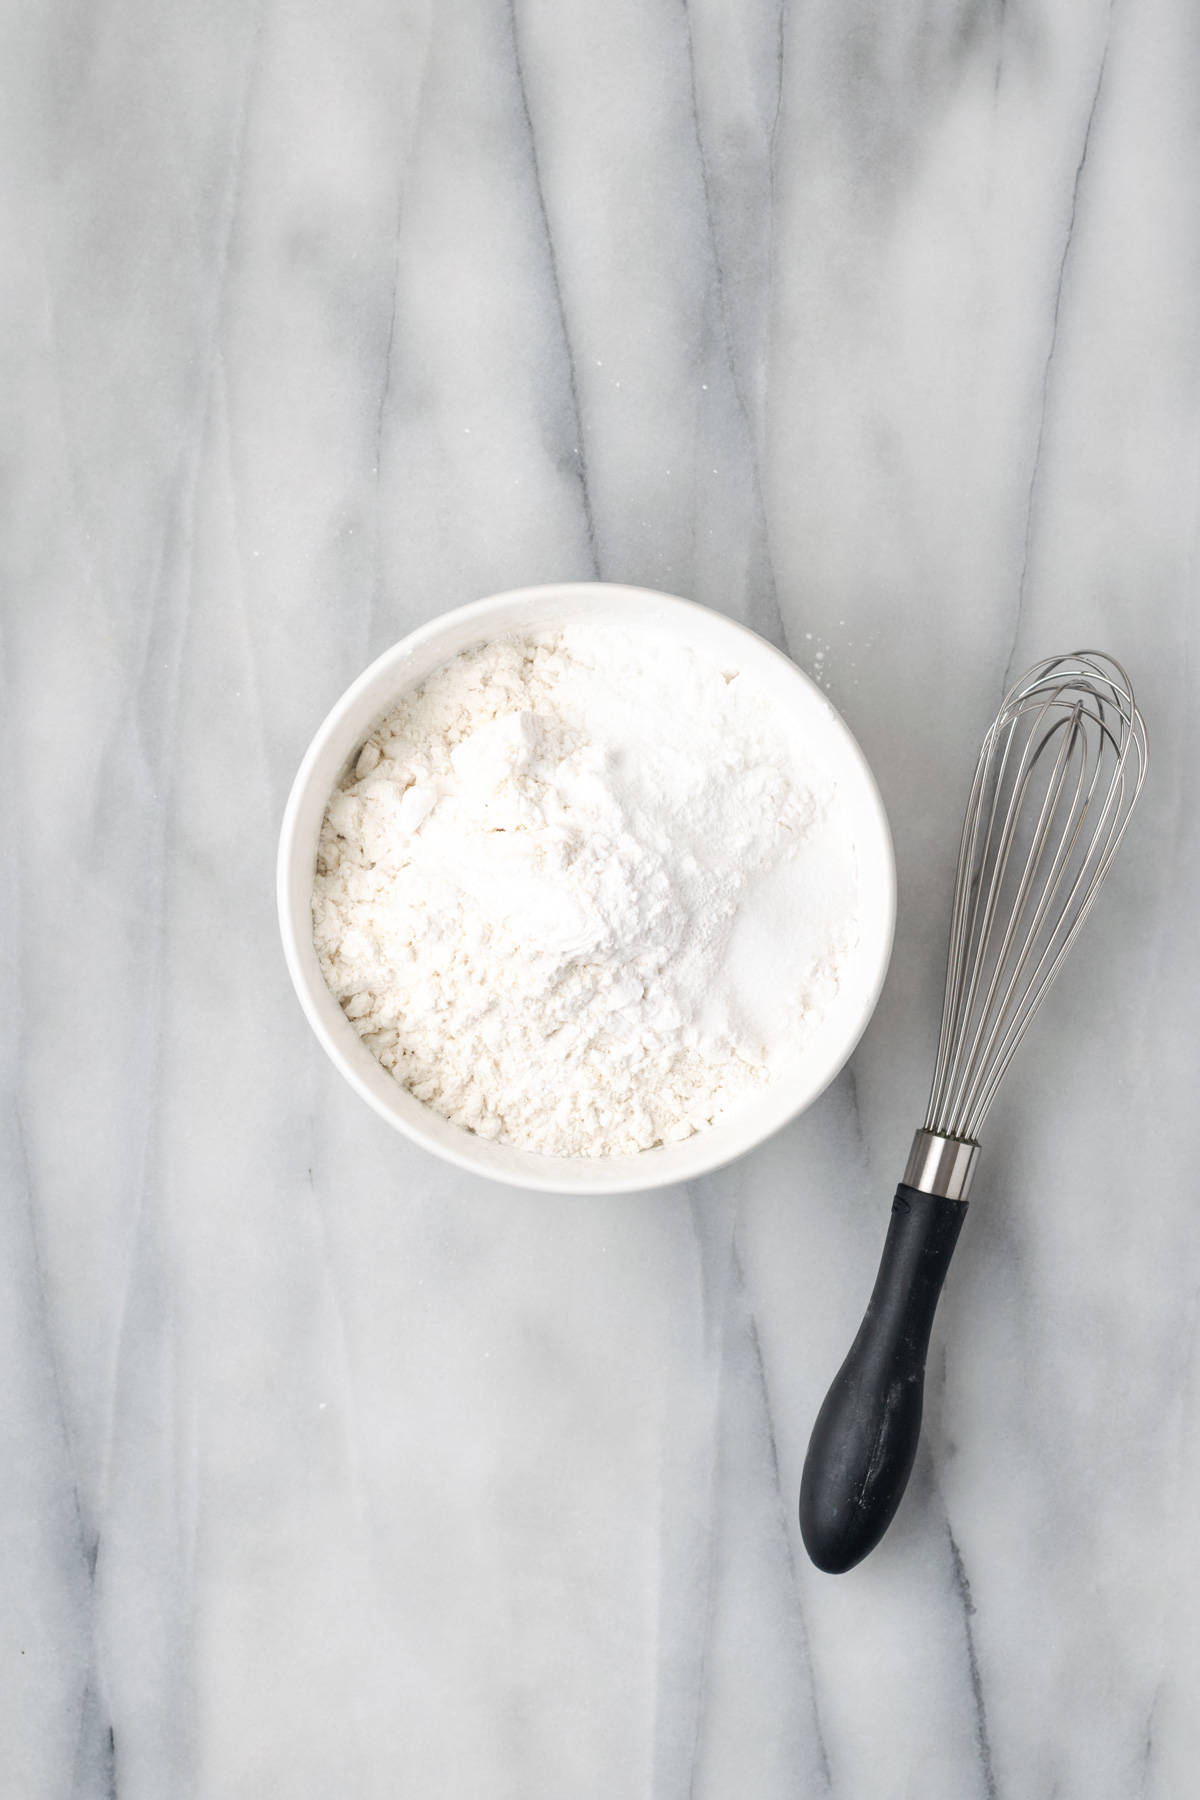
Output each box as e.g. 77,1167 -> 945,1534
312,622 -> 858,1156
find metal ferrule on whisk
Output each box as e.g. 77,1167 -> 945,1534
903,1129 -> 979,1201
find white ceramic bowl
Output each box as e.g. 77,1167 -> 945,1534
278,582 -> 894,1193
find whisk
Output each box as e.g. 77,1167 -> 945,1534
799,651 -> 1148,1574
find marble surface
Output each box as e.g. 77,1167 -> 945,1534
5,0 -> 1199,1794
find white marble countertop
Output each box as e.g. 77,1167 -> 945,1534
6,1 -> 1199,1794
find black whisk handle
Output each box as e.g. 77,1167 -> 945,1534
799,1185 -> 967,1574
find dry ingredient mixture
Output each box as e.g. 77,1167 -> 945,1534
313,623 -> 858,1156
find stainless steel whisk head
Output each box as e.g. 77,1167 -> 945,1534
923,650 -> 1148,1155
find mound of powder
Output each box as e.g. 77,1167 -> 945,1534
312,623 -> 858,1157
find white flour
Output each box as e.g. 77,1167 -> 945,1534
312,623 -> 858,1157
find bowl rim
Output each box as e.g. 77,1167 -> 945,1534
277,581 -> 896,1193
